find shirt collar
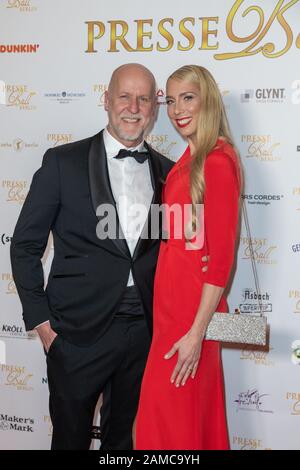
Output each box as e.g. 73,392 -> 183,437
103,127 -> 145,160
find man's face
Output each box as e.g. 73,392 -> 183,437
104,66 -> 156,148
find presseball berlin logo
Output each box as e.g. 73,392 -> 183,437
0,341 -> 5,365
2,180 -> 28,204
146,134 -> 177,160
93,84 -> 107,106
240,236 -> 277,265
232,436 -> 270,450
6,0 -> 37,11
286,392 -> 300,415
240,346 -> 274,367
1,273 -> 16,294
241,135 -> 281,162
47,134 -> 73,147
0,364 -> 33,391
0,81 -> 6,105
289,290 -> 300,314
5,84 -> 36,110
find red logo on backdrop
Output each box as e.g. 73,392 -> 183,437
0,44 -> 39,53
156,89 -> 166,105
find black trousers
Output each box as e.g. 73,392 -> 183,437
46,315 -> 151,450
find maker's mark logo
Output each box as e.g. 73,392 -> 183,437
0,414 -> 34,432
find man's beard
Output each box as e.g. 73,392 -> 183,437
110,118 -> 145,144
115,127 -> 144,143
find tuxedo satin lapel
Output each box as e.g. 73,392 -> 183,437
132,142 -> 163,262
88,131 -> 130,259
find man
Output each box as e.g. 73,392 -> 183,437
11,63 -> 174,450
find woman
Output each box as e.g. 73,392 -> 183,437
135,65 -> 241,450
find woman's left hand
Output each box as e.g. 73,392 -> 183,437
164,329 -> 204,387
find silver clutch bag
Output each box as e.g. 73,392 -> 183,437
205,311 -> 267,346
204,202 -> 268,347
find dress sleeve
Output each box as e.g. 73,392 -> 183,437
203,150 -> 240,288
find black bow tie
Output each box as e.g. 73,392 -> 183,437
114,148 -> 149,164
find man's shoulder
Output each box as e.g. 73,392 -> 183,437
50,133 -> 97,157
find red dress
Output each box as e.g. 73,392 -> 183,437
136,142 -> 240,450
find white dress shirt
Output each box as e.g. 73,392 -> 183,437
103,128 -> 154,286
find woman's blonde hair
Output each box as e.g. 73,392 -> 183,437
167,65 -> 241,235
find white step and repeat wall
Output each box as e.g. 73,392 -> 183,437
0,0 -> 299,450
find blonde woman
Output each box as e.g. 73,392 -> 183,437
135,65 -> 241,450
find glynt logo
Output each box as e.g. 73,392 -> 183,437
241,88 -> 285,103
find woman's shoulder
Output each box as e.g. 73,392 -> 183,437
205,139 -> 240,187
206,140 -> 239,171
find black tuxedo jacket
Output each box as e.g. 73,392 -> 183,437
11,131 -> 174,345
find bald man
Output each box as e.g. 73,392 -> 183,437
11,64 -> 174,450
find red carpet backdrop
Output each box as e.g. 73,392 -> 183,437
0,0 -> 299,450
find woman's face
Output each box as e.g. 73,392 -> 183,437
166,78 -> 201,145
